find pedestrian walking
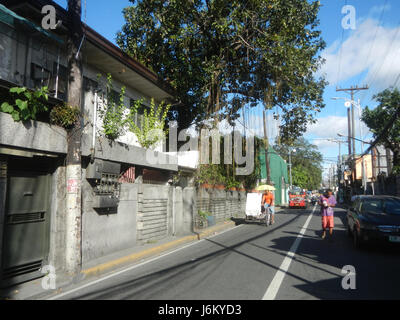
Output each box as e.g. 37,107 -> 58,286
319,189 -> 336,240
262,190 -> 275,225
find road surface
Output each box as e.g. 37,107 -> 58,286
48,204 -> 400,300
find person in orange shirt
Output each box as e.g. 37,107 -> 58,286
261,191 -> 275,225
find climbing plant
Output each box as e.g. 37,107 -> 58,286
127,98 -> 170,148
97,73 -> 128,140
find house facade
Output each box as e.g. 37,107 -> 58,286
0,0 -> 197,287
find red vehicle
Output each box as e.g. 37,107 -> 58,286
289,189 -> 307,209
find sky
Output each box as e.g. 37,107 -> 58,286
54,0 -> 400,179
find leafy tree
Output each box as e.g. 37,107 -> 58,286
362,88 -> 400,174
192,134 -> 261,190
273,137 -> 322,189
116,0 -> 327,142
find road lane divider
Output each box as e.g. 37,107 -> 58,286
262,204 -> 317,300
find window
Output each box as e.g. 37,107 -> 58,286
383,199 -> 400,215
51,62 -> 68,101
360,199 -> 383,214
129,98 -> 148,130
31,63 -> 51,89
109,90 -> 120,105
83,76 -> 98,93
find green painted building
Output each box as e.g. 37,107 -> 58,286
259,146 -> 289,206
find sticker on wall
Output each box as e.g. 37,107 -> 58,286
67,179 -> 79,193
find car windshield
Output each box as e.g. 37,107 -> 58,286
361,200 -> 383,213
384,199 -> 400,215
361,199 -> 400,215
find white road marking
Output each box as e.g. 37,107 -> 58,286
262,204 -> 317,300
47,224 -> 244,300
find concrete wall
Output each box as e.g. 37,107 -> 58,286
0,113 -> 67,155
80,181 -> 199,265
81,172 -> 139,266
196,188 -> 247,224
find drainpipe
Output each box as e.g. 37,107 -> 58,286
54,48 -> 60,99
90,91 -> 97,163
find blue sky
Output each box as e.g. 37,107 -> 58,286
54,0 -> 400,178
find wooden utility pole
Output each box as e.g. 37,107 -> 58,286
263,110 -> 271,184
65,0 -> 83,275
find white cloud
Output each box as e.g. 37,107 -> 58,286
305,115 -> 371,151
306,115 -> 349,138
320,18 -> 400,90
369,3 -> 391,17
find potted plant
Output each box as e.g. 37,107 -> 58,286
49,103 -> 80,129
198,210 -> 215,227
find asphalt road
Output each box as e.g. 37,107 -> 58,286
48,204 -> 400,300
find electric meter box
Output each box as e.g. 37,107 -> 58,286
92,195 -> 119,209
86,159 -> 121,180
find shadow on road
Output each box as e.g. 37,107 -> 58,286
65,211 -> 312,300
55,208 -> 400,300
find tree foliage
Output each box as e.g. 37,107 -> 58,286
273,137 -> 322,189
116,0 -> 327,143
362,88 -> 400,173
193,134 -> 262,190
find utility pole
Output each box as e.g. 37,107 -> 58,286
289,149 -> 292,189
66,0 -> 83,275
263,110 -> 271,185
336,85 -> 369,195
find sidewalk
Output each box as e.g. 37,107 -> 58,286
1,219 -> 237,300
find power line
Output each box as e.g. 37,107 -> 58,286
359,18 -> 400,105
356,0 -> 388,87
335,0 -> 348,88
393,73 -> 400,88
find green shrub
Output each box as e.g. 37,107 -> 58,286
198,210 -> 212,220
1,86 -> 49,121
49,103 -> 80,129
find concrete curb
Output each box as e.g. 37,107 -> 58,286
81,220 -> 236,278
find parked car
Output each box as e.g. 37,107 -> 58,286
347,195 -> 400,248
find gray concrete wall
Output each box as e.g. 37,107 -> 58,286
81,170 -> 138,265
196,188 -> 247,223
81,134 -> 178,172
0,113 -> 67,155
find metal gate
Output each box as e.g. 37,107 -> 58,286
1,156 -> 52,288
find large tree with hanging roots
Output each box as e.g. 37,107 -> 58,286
116,0 -> 327,143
